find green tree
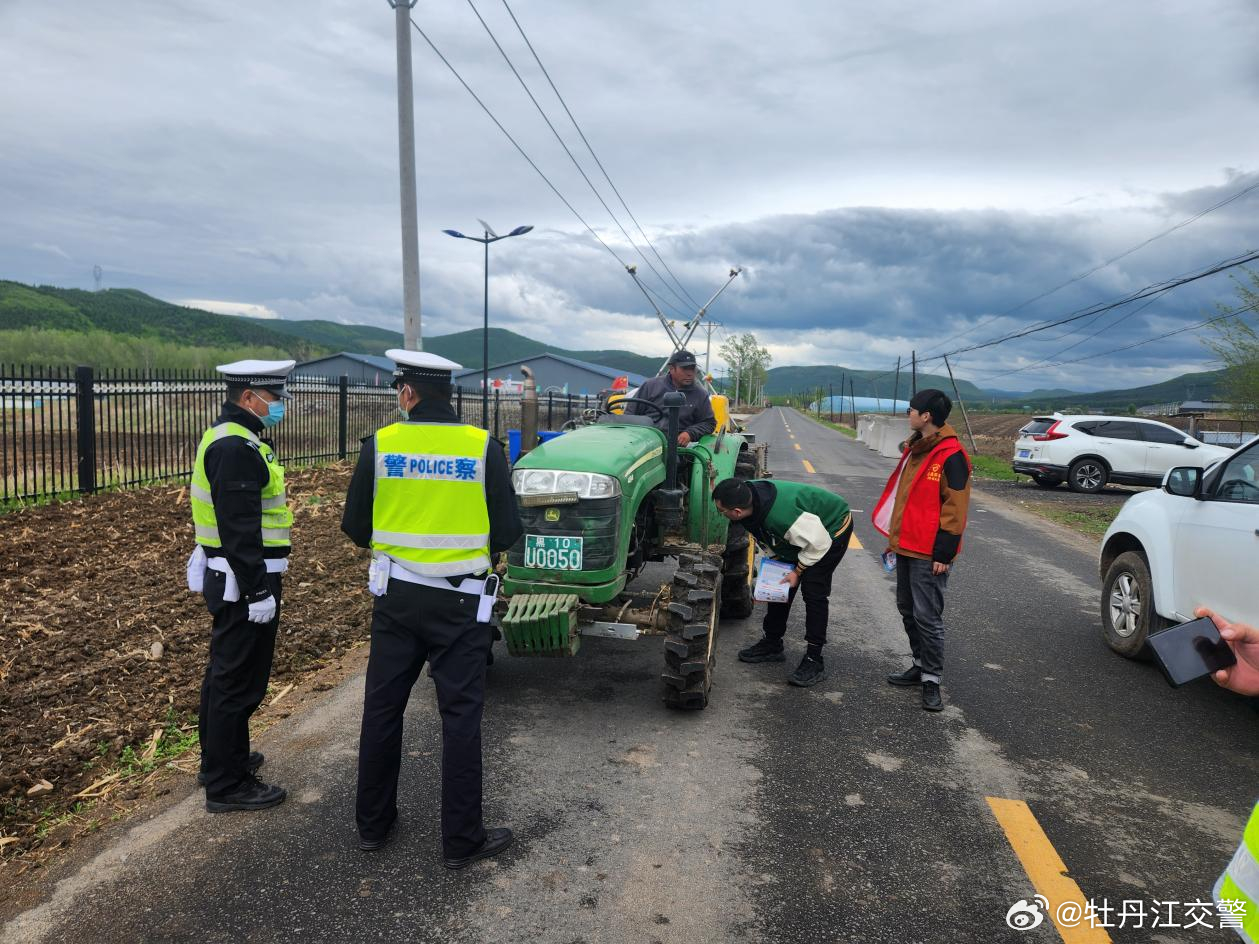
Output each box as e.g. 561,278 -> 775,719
718,332 -> 771,406
1206,269 -> 1259,422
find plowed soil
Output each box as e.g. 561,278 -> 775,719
0,465 -> 368,860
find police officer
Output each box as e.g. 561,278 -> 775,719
341,350 -> 523,868
188,359 -> 294,813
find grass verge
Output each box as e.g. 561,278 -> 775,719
815,418 -> 857,438
1025,503 -> 1120,537
970,454 -> 1022,481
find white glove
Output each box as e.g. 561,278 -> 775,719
247,594 -> 277,624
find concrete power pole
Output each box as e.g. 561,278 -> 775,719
700,321 -> 723,375
390,0 -> 422,350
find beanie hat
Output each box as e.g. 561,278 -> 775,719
909,388 -> 952,425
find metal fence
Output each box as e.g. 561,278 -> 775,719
0,365 -> 600,502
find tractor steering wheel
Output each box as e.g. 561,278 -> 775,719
607,397 -> 670,419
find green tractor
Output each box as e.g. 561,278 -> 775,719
499,388 -> 769,709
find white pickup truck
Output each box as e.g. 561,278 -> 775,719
1099,435 -> 1259,657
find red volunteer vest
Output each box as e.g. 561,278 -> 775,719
872,437 -> 969,558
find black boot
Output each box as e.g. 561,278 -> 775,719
443,827 -> 514,870
198,751 -> 264,787
922,681 -> 944,712
887,665 -> 922,687
788,654 -> 826,687
205,776 -> 287,813
738,637 -> 785,663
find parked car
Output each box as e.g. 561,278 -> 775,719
1011,413 -> 1232,493
1098,436 -> 1259,657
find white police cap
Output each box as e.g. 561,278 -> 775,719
216,359 -> 296,399
386,349 -> 463,385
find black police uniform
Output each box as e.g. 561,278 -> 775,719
341,397 -> 523,856
198,401 -> 288,799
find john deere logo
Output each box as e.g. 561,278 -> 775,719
545,508 -> 561,522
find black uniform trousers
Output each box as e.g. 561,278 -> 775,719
199,570 -> 281,798
355,577 -> 492,858
761,527 -> 853,650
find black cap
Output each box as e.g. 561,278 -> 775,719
909,388 -> 952,425
668,349 -> 698,368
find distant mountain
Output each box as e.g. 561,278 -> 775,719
763,364 -> 987,401
0,281 -> 666,378
0,281 -> 1231,407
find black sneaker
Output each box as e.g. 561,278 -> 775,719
738,637 -> 786,663
788,655 -> 826,687
443,827 -> 514,870
205,776 -> 287,813
198,751 -> 264,787
922,681 -> 944,712
886,665 -> 922,687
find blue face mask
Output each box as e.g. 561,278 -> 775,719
259,399 -> 286,428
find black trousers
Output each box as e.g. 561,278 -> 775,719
895,554 -> 950,682
762,528 -> 852,650
199,571 -> 281,798
356,578 -> 492,858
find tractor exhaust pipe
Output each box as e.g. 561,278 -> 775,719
520,365 -> 538,456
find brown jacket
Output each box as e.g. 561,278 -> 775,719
888,423 -> 972,563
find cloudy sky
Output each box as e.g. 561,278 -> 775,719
3,0 -> 1259,391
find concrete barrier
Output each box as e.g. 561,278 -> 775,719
856,414 -> 910,459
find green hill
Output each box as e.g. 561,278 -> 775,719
0,281 -> 667,377
763,364 -> 987,401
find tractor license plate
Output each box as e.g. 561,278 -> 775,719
524,534 -> 583,571
1017,449 -> 1031,458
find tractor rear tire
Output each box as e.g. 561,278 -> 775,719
720,523 -> 754,619
663,550 -> 724,710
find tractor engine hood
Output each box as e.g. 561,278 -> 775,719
513,423 -> 666,486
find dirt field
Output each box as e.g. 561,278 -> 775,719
0,464 -> 368,862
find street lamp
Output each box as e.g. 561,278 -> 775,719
442,222 -> 533,423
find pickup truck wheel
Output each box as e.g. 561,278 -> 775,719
663,551 -> 723,710
1101,551 -> 1167,658
1068,458 -> 1108,493
1031,473 -> 1063,489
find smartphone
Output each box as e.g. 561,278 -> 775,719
1147,616 -> 1237,688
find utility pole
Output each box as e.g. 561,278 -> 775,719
829,382 -> 834,423
849,376 -> 857,427
892,356 -> 902,414
943,355 -> 979,456
911,350 -> 918,397
390,0 -> 422,350
700,321 -> 723,375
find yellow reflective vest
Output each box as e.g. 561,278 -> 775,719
1217,802 -> 1259,941
370,421 -> 491,577
190,422 -> 292,549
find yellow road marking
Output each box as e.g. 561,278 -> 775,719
793,443 -> 801,451
849,533 -> 863,550
986,797 -> 1111,943
802,459 -> 816,474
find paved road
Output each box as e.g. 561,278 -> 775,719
7,407 -> 1258,943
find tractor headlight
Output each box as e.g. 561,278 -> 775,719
512,469 -> 621,499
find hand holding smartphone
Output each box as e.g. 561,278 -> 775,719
1148,616 -> 1237,688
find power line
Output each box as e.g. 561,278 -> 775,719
408,17 -> 639,283
928,249 -> 1259,363
497,0 -> 703,312
916,176 -> 1259,358
461,0 -> 692,317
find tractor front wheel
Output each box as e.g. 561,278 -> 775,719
663,550 -> 723,710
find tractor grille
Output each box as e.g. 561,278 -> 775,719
509,496 -> 620,571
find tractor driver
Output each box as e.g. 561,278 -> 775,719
625,349 -> 716,446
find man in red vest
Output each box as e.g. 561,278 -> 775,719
871,389 -> 972,711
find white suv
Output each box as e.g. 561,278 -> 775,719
1011,413 -> 1231,493
1099,436 -> 1259,657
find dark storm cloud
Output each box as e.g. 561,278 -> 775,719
2,0 -> 1259,390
